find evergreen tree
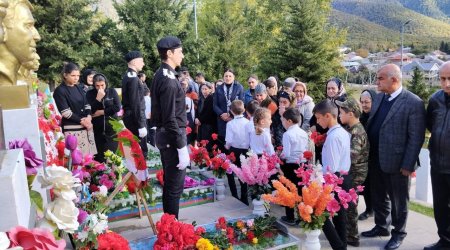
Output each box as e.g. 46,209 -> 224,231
261,0 -> 345,101
408,67 -> 431,103
440,40 -> 445,51
31,0 -> 103,88
103,0 -> 188,86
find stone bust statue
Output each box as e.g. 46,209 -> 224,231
0,0 -> 40,86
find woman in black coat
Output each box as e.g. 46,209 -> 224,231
195,82 -> 217,146
86,73 -> 121,162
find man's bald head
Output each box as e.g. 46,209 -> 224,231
439,61 -> 450,94
376,64 -> 402,94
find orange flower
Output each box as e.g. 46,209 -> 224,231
314,184 -> 333,216
262,176 -> 301,208
236,220 -> 245,229
298,203 -> 313,223
302,181 -> 321,207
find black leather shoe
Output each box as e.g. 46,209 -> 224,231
347,237 -> 360,247
424,241 -> 450,250
361,226 -> 390,237
358,211 -> 373,221
385,236 -> 403,250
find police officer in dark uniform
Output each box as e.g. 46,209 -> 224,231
151,36 -> 190,219
121,51 -> 148,156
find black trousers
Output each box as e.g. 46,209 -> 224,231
323,173 -> 351,250
123,117 -> 148,158
227,147 -> 248,205
281,162 -> 301,220
430,169 -> 450,245
370,161 -> 410,238
93,130 -> 118,163
156,130 -> 186,219
361,168 -> 373,213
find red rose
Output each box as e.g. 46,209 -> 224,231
211,133 -> 218,140
303,151 -> 313,161
156,169 -> 164,186
186,126 -> 192,135
126,180 -> 136,193
247,231 -> 255,240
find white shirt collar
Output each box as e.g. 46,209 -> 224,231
388,86 -> 403,101
234,114 -> 244,119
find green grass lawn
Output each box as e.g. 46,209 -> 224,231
409,201 -> 434,218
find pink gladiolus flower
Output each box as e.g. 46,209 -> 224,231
356,185 -> 364,192
338,191 -> 352,209
326,199 -> 341,216
65,135 -> 77,151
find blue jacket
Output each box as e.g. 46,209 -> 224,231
243,89 -> 254,106
213,81 -> 244,136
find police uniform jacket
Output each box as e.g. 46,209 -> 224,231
151,63 -> 187,149
121,68 -> 146,129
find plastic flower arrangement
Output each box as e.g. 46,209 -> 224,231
73,212 -> 109,248
189,140 -> 212,168
263,164 -> 361,231
1,226 -> 66,250
97,231 -> 130,250
209,152 -> 233,178
230,152 -> 279,199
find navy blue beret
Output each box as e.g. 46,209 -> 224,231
125,51 -> 143,62
157,36 -> 182,50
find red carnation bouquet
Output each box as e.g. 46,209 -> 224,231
97,231 -> 130,250
154,213 -> 205,250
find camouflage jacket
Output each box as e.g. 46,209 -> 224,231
346,122 -> 369,186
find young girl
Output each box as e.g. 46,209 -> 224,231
249,108 -> 275,156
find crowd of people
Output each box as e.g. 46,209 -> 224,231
51,36 -> 450,250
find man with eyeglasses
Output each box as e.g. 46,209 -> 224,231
424,61 -> 450,250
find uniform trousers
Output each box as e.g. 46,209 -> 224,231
155,129 -> 186,219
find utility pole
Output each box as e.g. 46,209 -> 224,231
401,19 -> 412,71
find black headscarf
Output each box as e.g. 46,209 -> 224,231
79,68 -> 96,92
359,88 -> 376,127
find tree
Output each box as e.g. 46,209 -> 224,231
408,67 -> 431,103
31,0 -> 103,88
261,0 -> 345,101
100,0 -> 189,87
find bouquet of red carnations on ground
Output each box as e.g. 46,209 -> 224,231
189,140 -> 211,169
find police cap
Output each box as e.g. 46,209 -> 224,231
157,36 -> 182,50
125,51 -> 143,62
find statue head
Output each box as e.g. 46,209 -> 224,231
2,0 -> 41,68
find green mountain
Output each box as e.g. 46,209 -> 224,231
397,0 -> 450,20
331,0 -> 450,50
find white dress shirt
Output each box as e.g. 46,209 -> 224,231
144,95 -> 151,119
322,124 -> 351,173
225,115 -> 249,149
281,124 -> 309,164
387,86 -> 402,101
249,127 -> 275,155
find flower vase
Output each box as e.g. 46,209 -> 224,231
215,177 -> 225,201
303,229 -> 321,250
252,198 -> 265,216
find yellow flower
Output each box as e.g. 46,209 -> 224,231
213,246 -> 220,250
252,237 -> 258,244
196,238 -> 214,250
226,246 -> 233,250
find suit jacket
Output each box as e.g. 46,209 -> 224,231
367,88 -> 426,173
213,81 -> 244,136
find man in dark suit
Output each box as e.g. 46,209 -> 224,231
424,62 -> 450,250
362,64 -> 426,250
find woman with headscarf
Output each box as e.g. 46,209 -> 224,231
53,62 -> 97,155
326,77 -> 347,102
272,90 -> 296,147
254,83 -> 278,115
358,88 -> 376,221
79,68 -> 96,93
293,82 -> 315,131
86,73 -> 121,162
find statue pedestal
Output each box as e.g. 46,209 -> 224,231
2,104 -> 43,161
0,149 -> 30,231
0,85 -> 30,110
416,149 -> 433,204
